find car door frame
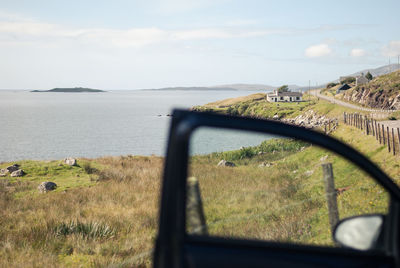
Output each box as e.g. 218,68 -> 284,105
154,109 -> 400,268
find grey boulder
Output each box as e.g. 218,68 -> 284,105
7,164 -> 20,173
64,158 -> 77,166
0,168 -> 9,176
38,181 -> 57,193
10,169 -> 24,177
258,162 -> 273,168
217,160 -> 236,167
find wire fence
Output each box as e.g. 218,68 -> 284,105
343,112 -> 400,156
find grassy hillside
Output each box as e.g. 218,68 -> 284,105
354,70 -> 400,95
195,92 -> 367,121
194,94 -> 314,119
338,71 -> 400,109
189,135 -> 389,244
0,156 -> 162,267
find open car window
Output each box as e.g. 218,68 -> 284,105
186,127 -> 389,249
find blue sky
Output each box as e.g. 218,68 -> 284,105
0,0 -> 399,89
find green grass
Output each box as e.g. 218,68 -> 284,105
0,156 -> 162,267
54,220 -> 116,240
205,138 -> 309,162
0,159 -> 98,198
188,135 -> 388,246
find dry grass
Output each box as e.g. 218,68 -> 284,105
202,93 -> 266,108
0,155 -> 163,267
188,138 -> 388,246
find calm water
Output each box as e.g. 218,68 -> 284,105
0,90 -> 270,162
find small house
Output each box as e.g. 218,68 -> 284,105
266,90 -> 303,102
355,75 -> 368,86
336,83 -> 351,94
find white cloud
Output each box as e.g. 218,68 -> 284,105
171,28 -> 271,40
350,48 -> 366,57
154,0 -> 228,14
305,44 -> 332,58
0,10 -> 276,48
0,12 -> 280,48
225,19 -> 259,26
382,41 -> 400,57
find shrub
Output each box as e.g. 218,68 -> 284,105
326,82 -> 337,88
237,103 -> 249,115
83,163 -> 98,174
341,77 -> 355,84
365,72 -> 373,81
54,220 -> 115,239
277,85 -> 289,92
227,106 -> 239,116
211,138 -> 309,161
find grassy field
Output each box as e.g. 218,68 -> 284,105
0,156 -> 162,267
188,135 -> 389,246
1,93 -> 399,267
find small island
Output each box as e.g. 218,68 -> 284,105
31,87 -> 105,93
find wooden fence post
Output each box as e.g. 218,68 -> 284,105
357,114 -> 359,129
397,128 -> 400,157
354,114 -> 357,128
382,125 -> 386,145
392,128 -> 396,156
372,118 -> 375,137
378,123 -> 381,144
387,126 -> 391,153
322,163 -> 339,234
186,177 -> 208,235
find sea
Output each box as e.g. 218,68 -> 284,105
0,90 -> 272,162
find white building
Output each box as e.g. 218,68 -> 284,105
266,90 -> 303,102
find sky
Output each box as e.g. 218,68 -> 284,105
0,0 -> 399,90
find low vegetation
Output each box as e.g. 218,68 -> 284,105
339,70 -> 400,109
189,135 -> 389,244
355,70 -> 400,95
0,156 -> 162,267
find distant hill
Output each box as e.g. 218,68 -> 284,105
142,84 -> 302,92
210,84 -> 275,91
349,64 -> 400,77
141,86 -> 237,91
31,87 -> 105,93
314,64 -> 400,89
211,83 -> 302,91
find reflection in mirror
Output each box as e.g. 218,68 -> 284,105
187,127 -> 389,249
334,215 -> 383,251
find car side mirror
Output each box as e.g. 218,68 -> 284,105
333,214 -> 384,251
